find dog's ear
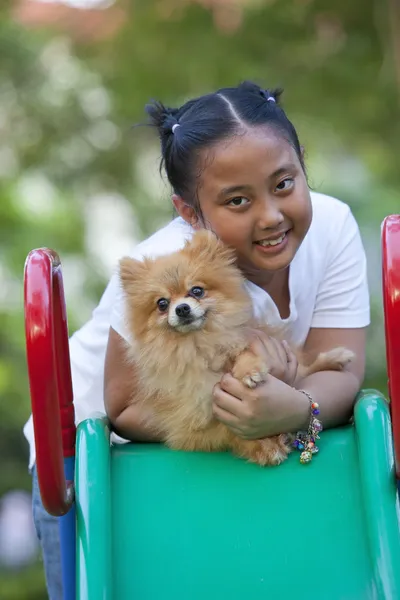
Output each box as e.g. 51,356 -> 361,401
119,257 -> 149,293
184,229 -> 219,252
183,230 -> 236,265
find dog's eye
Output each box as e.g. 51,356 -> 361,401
157,298 -> 169,312
190,286 -> 205,299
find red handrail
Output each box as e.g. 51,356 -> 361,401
382,215 -> 400,479
24,249 -> 76,515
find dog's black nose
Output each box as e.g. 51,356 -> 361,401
175,303 -> 191,318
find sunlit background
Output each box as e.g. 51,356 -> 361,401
0,0 -> 398,597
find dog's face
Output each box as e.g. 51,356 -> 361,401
156,281 -> 211,334
119,230 -> 252,341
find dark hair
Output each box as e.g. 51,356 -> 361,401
145,81 -> 304,218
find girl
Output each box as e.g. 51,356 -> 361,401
105,81 -> 369,444
26,81 -> 369,599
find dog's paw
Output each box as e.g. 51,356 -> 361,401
232,351 -> 269,389
320,347 -> 355,370
301,346 -> 356,378
231,434 -> 291,466
242,371 -> 265,389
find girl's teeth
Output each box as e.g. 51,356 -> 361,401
258,233 -> 286,247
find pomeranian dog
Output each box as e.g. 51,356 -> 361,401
119,230 -> 353,466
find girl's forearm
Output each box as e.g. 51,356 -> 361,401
295,370 -> 361,430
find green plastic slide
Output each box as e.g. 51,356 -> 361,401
75,390 -> 400,600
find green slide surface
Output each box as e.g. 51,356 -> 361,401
75,390 -> 400,600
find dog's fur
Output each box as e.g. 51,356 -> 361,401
119,230 -> 353,466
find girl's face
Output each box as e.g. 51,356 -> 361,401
188,127 -> 312,285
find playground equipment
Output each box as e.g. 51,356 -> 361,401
24,216 -> 400,600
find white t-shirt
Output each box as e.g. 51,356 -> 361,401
23,192 -> 370,468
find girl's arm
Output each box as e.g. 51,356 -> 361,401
212,327 -> 367,440
295,326 -> 366,429
104,327 -> 162,442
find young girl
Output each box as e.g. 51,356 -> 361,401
104,81 -> 369,444
25,81 -> 369,598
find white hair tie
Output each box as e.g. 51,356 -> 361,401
172,123 -> 180,133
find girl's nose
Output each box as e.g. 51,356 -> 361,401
257,199 -> 285,230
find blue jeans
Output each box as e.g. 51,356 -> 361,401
32,466 -> 63,600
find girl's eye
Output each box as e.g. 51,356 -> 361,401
227,197 -> 249,207
276,178 -> 294,192
157,298 -> 169,312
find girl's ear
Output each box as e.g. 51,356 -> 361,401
172,194 -> 201,229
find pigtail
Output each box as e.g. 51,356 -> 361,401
145,100 -> 180,136
237,81 -> 284,106
263,87 -> 283,105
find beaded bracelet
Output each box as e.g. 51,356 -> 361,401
292,390 -> 323,464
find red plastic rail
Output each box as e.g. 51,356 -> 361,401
382,215 -> 400,479
24,249 -> 76,516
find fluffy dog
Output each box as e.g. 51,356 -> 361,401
119,230 -> 353,466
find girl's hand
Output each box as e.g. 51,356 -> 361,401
212,373 -> 309,440
247,330 -> 298,386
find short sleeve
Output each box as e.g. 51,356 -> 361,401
109,273 -> 131,342
311,208 -> 370,328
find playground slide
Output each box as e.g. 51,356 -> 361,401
24,215 -> 400,600
74,391 -> 400,600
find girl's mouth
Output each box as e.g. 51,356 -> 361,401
254,230 -> 290,253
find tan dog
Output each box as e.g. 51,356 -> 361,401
119,230 -> 353,466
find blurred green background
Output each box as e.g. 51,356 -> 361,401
0,0 -> 398,597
